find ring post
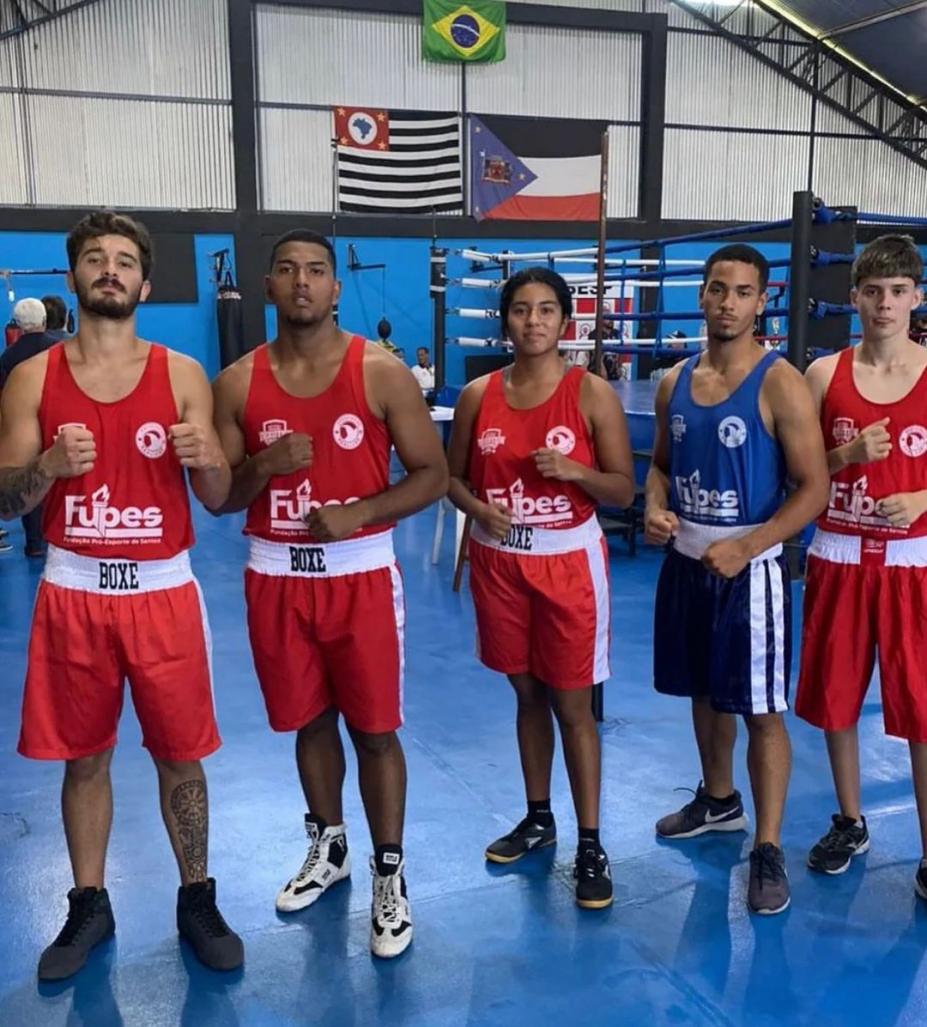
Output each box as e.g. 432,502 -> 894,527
788,191 -> 813,371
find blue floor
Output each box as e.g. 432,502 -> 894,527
1,504 -> 926,1027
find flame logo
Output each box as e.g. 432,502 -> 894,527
91,484 -> 110,506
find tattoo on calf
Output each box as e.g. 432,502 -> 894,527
170,779 -> 208,881
0,462 -> 48,518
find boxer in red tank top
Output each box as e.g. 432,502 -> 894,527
797,235 -> 927,892
0,212 -> 242,978
212,230 -> 447,959
447,268 -> 634,910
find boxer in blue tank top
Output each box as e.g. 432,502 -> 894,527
645,244 -> 829,916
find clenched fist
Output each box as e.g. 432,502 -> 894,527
169,423 -> 223,470
40,425 -> 96,479
701,537 -> 751,579
477,501 -> 513,541
644,506 -> 679,546
306,501 -> 366,542
877,492 -> 927,529
261,432 -> 313,476
846,418 -> 891,464
532,447 -> 583,482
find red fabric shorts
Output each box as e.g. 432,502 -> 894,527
245,562 -> 405,735
797,551 -> 927,742
19,578 -> 219,761
467,521 -> 610,690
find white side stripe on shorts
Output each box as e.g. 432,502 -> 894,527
388,564 -> 406,727
748,560 -> 788,715
586,537 -> 611,684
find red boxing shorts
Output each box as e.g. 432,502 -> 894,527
797,529 -> 927,742
19,545 -> 219,762
468,515 -> 610,690
245,532 -> 404,735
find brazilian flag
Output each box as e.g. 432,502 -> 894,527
423,1 -> 506,63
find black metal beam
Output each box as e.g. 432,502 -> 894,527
0,0 -> 99,42
672,0 -> 927,171
228,0 -> 263,350
639,14 -> 667,223
822,1 -> 927,39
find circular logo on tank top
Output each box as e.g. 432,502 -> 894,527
333,413 -> 365,450
718,416 -> 747,449
545,425 -> 576,455
135,421 -> 167,459
900,425 -> 927,458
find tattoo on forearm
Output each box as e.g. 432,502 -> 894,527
169,779 -> 208,882
0,461 -> 49,518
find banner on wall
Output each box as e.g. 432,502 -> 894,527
422,1 -> 506,63
469,114 -> 605,222
333,107 -> 463,215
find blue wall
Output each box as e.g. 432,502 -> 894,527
5,230 -> 924,393
0,232 -> 235,380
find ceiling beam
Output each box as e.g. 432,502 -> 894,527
822,1 -> 927,40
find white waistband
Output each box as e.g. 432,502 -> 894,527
470,515 -> 603,555
247,531 -> 395,578
673,518 -> 782,562
43,543 -> 194,594
810,528 -> 927,567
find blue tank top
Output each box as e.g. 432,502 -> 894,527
667,350 -> 786,526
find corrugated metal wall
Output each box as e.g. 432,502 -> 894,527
814,138 -> 927,219
663,129 -> 809,221
0,0 -> 233,209
466,25 -> 640,121
1,0 -> 925,222
666,32 -> 810,132
256,7 -> 461,111
0,94 -> 28,205
256,5 -> 642,213
259,107 -> 333,214
608,125 -> 640,219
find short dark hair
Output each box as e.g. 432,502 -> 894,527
704,244 -> 769,292
852,234 -> 924,288
499,267 -> 573,326
67,210 -> 153,280
269,230 -> 337,273
416,346 -> 428,354
41,294 -> 67,330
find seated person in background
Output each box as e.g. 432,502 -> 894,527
411,347 -> 435,391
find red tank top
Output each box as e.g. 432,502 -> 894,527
242,336 -> 391,542
820,346 -> 927,539
39,342 -> 193,559
467,367 -> 597,530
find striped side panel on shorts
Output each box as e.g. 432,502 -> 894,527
192,577 -> 217,707
748,559 -> 788,714
586,535 -> 611,685
388,563 -> 406,726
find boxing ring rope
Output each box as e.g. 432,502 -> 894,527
432,190 -> 927,389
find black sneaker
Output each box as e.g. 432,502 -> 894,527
748,843 -> 791,915
807,814 -> 870,874
38,887 -> 115,981
915,861 -> 927,902
574,845 -> 613,909
656,782 -> 748,839
177,878 -> 243,971
485,816 -> 556,864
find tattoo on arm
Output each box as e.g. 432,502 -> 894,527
0,461 -> 50,518
169,779 -> 208,883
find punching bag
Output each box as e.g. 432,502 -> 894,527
217,278 -> 244,369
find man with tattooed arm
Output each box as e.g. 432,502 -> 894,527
0,211 -> 243,979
